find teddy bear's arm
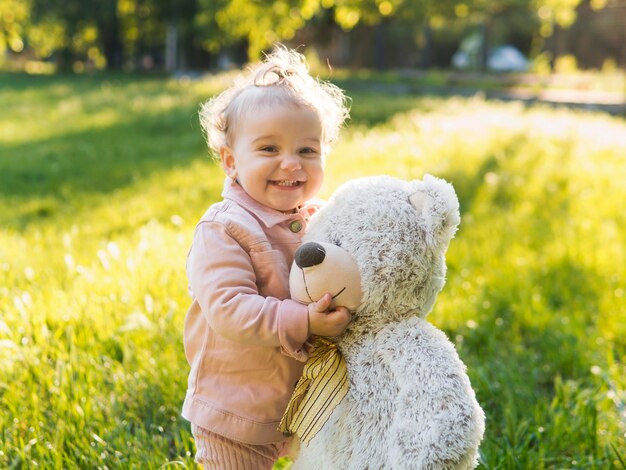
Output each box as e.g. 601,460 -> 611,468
383,320 -> 485,470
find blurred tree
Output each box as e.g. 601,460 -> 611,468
30,0 -> 82,70
460,0 -> 540,70
1,0 -> 614,70
309,0 -> 589,70
322,0 -> 472,68
95,0 -> 123,69
195,0 -> 322,59
533,0 -> 585,69
154,0 -> 198,69
0,0 -> 31,56
30,0 -> 122,70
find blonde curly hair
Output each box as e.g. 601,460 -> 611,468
199,45 -> 350,158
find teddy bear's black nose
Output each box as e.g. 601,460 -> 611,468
295,242 -> 326,268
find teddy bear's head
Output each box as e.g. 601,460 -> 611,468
290,175 -> 460,331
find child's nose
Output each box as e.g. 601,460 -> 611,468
280,153 -> 302,170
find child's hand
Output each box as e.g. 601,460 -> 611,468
308,293 -> 352,337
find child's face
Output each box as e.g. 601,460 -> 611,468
220,104 -> 325,212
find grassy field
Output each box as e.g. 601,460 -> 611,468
1,71 -> 625,469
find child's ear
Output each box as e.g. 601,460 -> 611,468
220,147 -> 237,179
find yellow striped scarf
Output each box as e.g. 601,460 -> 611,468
278,337 -> 349,444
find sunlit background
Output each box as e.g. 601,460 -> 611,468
1,0 -> 625,468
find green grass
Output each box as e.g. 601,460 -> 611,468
1,71 -> 625,469
322,68 -> 626,95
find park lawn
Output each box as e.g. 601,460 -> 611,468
0,71 -> 625,469
322,68 -> 626,95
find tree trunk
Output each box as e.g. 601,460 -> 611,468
166,23 -> 178,72
549,23 -> 561,72
374,21 -> 387,70
58,23 -> 78,73
420,19 -> 433,69
98,0 -> 123,70
57,45 -> 75,73
480,16 -> 491,72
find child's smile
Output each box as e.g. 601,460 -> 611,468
220,102 -> 325,212
271,180 -> 303,187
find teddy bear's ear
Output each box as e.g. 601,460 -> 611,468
409,174 -> 460,248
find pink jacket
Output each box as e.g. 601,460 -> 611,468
182,178 -> 318,445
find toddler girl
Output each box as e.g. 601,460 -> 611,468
182,46 -> 352,469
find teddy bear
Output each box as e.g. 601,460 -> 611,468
284,174 -> 485,469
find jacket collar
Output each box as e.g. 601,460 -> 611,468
222,177 -> 317,228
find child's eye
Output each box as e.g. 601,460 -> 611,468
259,145 -> 278,153
299,147 -> 319,156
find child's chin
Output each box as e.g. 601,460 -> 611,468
270,198 -> 303,213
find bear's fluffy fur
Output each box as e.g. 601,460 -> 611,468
290,175 -> 485,469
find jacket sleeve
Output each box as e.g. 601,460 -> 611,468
187,220 -> 310,362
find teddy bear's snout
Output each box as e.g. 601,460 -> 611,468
295,242 -> 326,268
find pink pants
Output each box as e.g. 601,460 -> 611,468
191,424 -> 288,469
